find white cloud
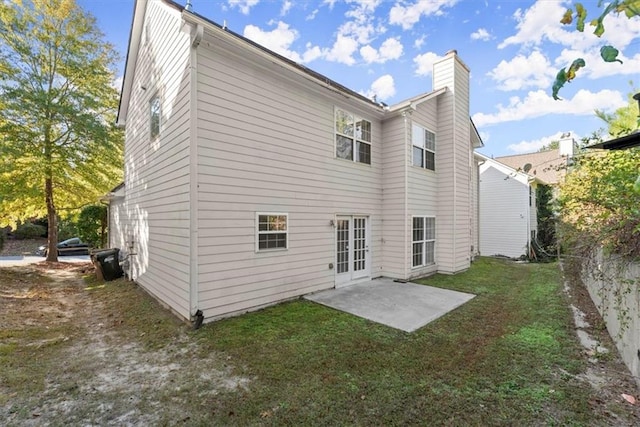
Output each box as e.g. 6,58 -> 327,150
389,0 -> 460,30
360,37 -> 404,64
112,76 -> 123,91
498,1 -> 639,51
472,89 -> 626,127
302,44 -> 323,63
306,9 -> 319,20
414,35 -> 426,49
325,35 -> 359,65
506,131 -> 575,153
471,28 -> 491,41
280,0 -> 292,16
413,51 -> 442,76
336,1 -> 384,45
364,74 -> 396,100
479,131 -> 490,144
243,21 -> 302,62
228,0 -> 259,15
488,51 -> 554,91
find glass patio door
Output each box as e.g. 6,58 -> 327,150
335,216 -> 370,287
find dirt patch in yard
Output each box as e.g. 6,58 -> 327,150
1,262 -> 250,425
561,259 -> 640,422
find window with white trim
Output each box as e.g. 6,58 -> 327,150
412,216 -> 435,267
150,94 -> 161,140
335,107 -> 371,165
256,213 -> 288,251
412,124 -> 435,171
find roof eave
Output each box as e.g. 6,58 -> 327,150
116,0 -> 148,127
180,9 -> 386,115
386,87 -> 448,114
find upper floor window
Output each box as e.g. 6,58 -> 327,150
256,213 -> 288,251
335,108 -> 371,165
150,94 -> 161,140
412,124 -> 435,171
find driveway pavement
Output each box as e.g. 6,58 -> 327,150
0,255 -> 90,267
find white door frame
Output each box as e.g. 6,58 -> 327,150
335,215 -> 371,288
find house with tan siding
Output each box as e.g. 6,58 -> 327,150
113,0 -> 483,325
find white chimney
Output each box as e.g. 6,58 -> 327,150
559,133 -> 576,158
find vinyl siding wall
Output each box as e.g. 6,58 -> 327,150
479,166 -> 530,258
120,1 -> 192,319
433,55 -> 472,274
406,101 -> 439,279
195,31 -> 384,320
108,193 -> 126,250
381,114 -> 408,278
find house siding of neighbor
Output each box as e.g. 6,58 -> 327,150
477,154 -> 539,258
115,0 -> 483,324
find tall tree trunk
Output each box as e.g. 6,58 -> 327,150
45,177 -> 58,262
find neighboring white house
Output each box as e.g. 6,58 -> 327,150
113,0 -> 483,324
477,153 -> 540,258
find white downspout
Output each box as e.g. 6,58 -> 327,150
402,110 -> 410,279
188,23 -> 203,323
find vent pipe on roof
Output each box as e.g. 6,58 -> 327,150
185,0 -> 193,12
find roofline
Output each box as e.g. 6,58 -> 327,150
386,87 -> 447,113
179,5 -> 385,113
495,148 -> 560,160
116,0 -> 145,126
470,117 -> 484,148
116,0 -> 387,126
586,131 -> 640,150
477,152 -> 543,184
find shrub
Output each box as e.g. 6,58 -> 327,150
58,217 -> 79,241
558,149 -> 640,258
13,222 -> 46,240
77,204 -> 107,248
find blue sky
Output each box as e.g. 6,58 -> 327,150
80,0 -> 639,157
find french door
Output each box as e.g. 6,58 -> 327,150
335,215 -> 370,287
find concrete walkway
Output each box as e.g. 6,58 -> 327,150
305,278 -> 475,333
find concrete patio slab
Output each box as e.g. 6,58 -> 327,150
304,278 -> 475,333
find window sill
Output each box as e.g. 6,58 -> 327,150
256,248 -> 288,254
334,157 -> 372,167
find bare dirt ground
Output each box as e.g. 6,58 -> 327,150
0,262 -> 249,425
561,260 -> 640,423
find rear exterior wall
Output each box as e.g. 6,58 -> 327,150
194,32 -> 385,319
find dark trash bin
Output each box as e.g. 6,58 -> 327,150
93,248 -> 124,281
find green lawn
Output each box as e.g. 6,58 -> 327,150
191,258 -> 591,425
4,257 -> 633,425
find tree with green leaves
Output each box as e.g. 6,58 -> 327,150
553,0 -> 639,100
0,0 -> 123,261
558,89 -> 640,259
595,86 -> 640,137
77,204 -> 107,249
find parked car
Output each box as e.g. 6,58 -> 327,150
36,237 -> 90,257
